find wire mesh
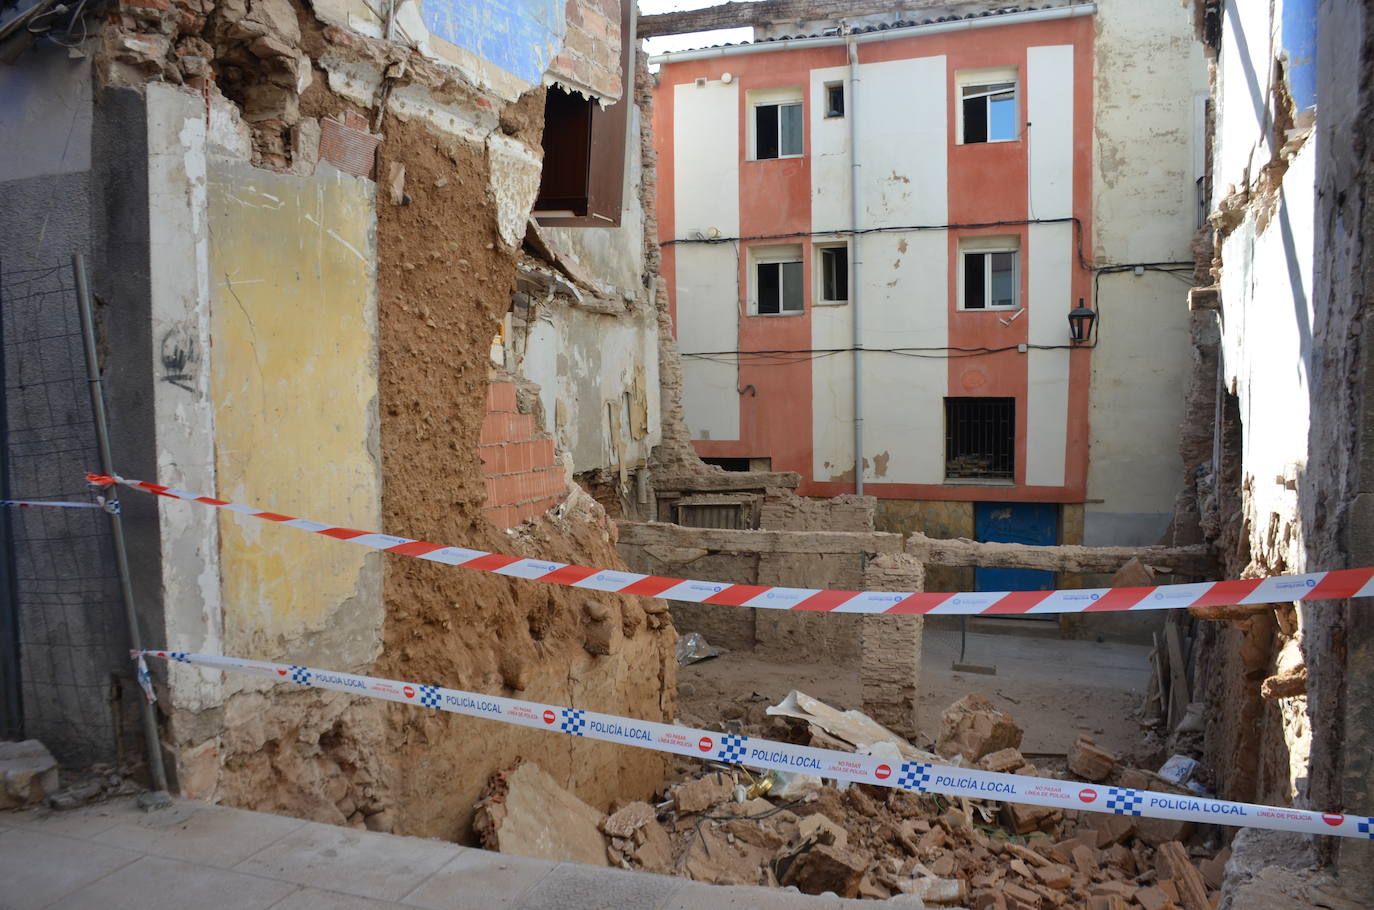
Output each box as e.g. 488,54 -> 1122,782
1,259 -> 125,765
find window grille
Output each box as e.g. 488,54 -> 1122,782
945,398 -> 1015,479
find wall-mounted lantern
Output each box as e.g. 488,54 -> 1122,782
1068,298 -> 1096,344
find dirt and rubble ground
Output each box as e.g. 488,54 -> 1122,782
473,623 -> 1250,908
678,625 -> 1153,761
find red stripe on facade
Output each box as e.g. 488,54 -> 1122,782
619,576 -> 683,598
1183,578 -> 1265,610
318,527 -> 368,540
886,593 -> 958,614
386,541 -> 445,557
793,590 -> 862,612
1082,586 -> 1157,613
704,584 -> 772,606
462,553 -> 522,572
981,590 -> 1053,615
540,565 -> 602,586
1305,569 -> 1374,601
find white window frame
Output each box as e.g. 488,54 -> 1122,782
823,81 -> 845,118
955,66 -> 1019,145
751,245 -> 805,316
958,236 -> 1020,311
747,87 -> 805,161
814,241 -> 849,305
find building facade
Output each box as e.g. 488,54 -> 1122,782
653,2 -> 1205,563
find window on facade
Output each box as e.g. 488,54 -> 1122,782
756,258 -> 804,314
818,245 -> 848,303
945,398 -> 1015,480
961,82 -> 1016,144
755,102 -> 803,159
962,249 -> 1018,310
824,83 -> 845,118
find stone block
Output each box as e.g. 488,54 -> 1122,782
0,739 -> 60,809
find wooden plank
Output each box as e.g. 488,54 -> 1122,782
1165,620 -> 1190,728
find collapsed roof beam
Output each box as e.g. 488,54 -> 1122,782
637,0 -> 932,38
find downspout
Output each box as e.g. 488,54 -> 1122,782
847,37 -> 864,494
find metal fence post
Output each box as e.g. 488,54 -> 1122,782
73,253 -> 172,807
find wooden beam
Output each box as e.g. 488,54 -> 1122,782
904,532 -> 1218,577
638,0 -> 934,39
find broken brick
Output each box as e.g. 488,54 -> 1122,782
671,772 -> 733,814
1068,737 -> 1117,782
980,746 -> 1027,773
937,693 -> 1024,762
780,842 -> 868,898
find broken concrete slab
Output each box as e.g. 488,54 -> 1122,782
473,762 -> 609,867
0,740 -> 60,809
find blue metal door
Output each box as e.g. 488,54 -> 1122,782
974,502 -> 1058,592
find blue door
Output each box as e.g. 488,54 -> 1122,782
974,502 -> 1058,592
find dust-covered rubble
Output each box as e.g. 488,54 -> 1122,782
471,691 -> 1233,908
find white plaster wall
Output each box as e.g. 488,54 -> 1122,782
1027,45 -> 1074,221
674,79 -> 741,441
856,57 -> 947,228
1085,0 -> 1206,545
1026,223 -> 1072,488
1218,140 -> 1315,565
809,65 -> 852,232
855,230 -> 948,485
1025,46 -> 1074,488
523,303 -> 662,471
1215,0 -> 1278,204
808,56 -> 948,484
145,84 -> 223,713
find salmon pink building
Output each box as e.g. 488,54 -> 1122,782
652,1 -> 1207,575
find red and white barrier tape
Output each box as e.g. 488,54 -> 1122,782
90,473 -> 1374,615
136,649 -> 1374,840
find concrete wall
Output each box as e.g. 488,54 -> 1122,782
1086,0 -> 1207,546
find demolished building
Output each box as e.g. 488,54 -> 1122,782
0,0 -> 680,838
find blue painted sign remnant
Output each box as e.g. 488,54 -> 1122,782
419,0 -> 567,86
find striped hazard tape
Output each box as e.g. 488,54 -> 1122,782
89,473 -> 1374,615
137,649 -> 1374,840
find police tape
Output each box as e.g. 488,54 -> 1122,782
136,649 -> 1373,840
90,472 -> 1374,617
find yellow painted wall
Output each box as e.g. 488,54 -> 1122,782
207,163 -> 382,665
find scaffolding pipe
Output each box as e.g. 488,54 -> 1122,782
73,254 -> 172,807
847,37 -> 864,495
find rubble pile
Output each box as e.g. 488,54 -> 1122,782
476,692 -> 1230,908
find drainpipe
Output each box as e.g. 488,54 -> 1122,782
847,37 -> 864,495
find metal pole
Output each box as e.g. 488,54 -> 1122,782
0,260 -> 23,741
73,254 -> 171,807
847,37 -> 864,495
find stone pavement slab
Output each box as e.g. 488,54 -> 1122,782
0,827 -> 140,910
232,817 -> 463,902
1,797 -> 876,909
50,854 -> 298,910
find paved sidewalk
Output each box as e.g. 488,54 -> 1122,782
0,797 -> 875,910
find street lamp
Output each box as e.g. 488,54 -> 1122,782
1068,298 -> 1096,344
